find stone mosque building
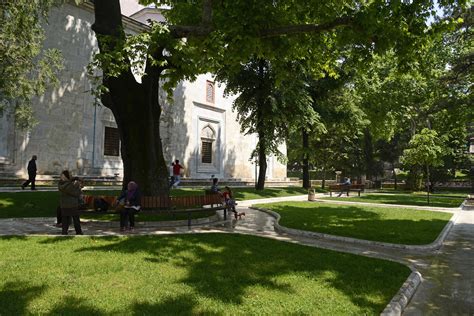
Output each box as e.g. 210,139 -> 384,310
0,1 -> 287,183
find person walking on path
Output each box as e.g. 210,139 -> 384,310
58,170 -> 83,235
172,159 -> 184,188
21,155 -> 37,190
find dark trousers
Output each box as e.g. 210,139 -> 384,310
120,208 -> 136,228
62,215 -> 82,235
56,206 -> 62,224
22,173 -> 36,190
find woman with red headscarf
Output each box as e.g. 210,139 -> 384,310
117,181 -> 141,232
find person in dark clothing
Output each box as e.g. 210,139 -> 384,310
337,177 -> 351,197
58,170 -> 83,235
210,177 -> 220,193
21,155 -> 37,190
117,181 -> 141,232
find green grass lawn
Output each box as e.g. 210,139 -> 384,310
323,193 -> 465,208
0,234 -> 410,315
254,201 -> 452,244
0,187 -> 308,219
377,189 -> 469,198
232,187 -> 309,200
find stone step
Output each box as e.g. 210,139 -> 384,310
0,175 -> 300,188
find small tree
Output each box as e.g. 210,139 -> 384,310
401,128 -> 446,203
0,0 -> 63,129
219,59 -> 314,190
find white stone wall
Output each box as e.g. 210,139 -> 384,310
160,74 -> 287,180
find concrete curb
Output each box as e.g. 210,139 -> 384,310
381,271 -> 423,316
252,207 -> 459,252
461,198 -> 474,210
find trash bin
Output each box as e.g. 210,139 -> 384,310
308,188 -> 316,201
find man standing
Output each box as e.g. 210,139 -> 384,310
172,159 -> 184,188
22,155 -> 37,190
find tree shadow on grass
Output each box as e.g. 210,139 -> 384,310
49,295 -> 105,316
0,281 -> 47,314
0,236 -> 29,241
38,236 -> 86,244
131,294 -> 211,315
0,192 -> 59,218
75,234 -> 409,314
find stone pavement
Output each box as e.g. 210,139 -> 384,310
0,193 -> 472,314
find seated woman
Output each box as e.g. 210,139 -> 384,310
117,181 -> 141,232
222,186 -> 245,220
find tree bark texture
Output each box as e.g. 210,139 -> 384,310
255,59 -> 268,190
92,0 -> 169,195
321,168 -> 326,189
363,128 -> 374,181
256,130 -> 268,190
302,129 -> 310,189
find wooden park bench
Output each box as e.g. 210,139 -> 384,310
328,184 -> 365,197
80,193 -> 227,227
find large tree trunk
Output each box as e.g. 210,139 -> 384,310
363,128 -> 374,181
256,131 -> 267,190
92,1 -> 169,196
302,129 -> 310,189
426,165 -> 432,204
255,59 -> 267,191
321,167 -> 326,189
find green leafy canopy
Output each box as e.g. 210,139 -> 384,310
0,0 -> 64,129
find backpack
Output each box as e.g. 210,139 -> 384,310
94,198 -> 109,212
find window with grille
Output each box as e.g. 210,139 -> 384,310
201,141 -> 213,163
206,80 -> 215,103
104,126 -> 120,156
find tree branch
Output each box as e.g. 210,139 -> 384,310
170,15 -> 353,39
170,25 -> 213,38
202,0 -> 212,26
258,16 -> 354,38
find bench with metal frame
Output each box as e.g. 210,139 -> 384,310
328,184 -> 365,197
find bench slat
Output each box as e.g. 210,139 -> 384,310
83,193 -> 224,211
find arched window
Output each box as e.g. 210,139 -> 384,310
201,125 -> 215,164
206,80 -> 215,103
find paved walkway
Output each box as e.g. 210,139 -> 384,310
0,193 -> 472,314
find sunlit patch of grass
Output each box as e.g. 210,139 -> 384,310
324,193 -> 464,208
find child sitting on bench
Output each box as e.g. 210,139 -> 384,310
222,186 -> 245,219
